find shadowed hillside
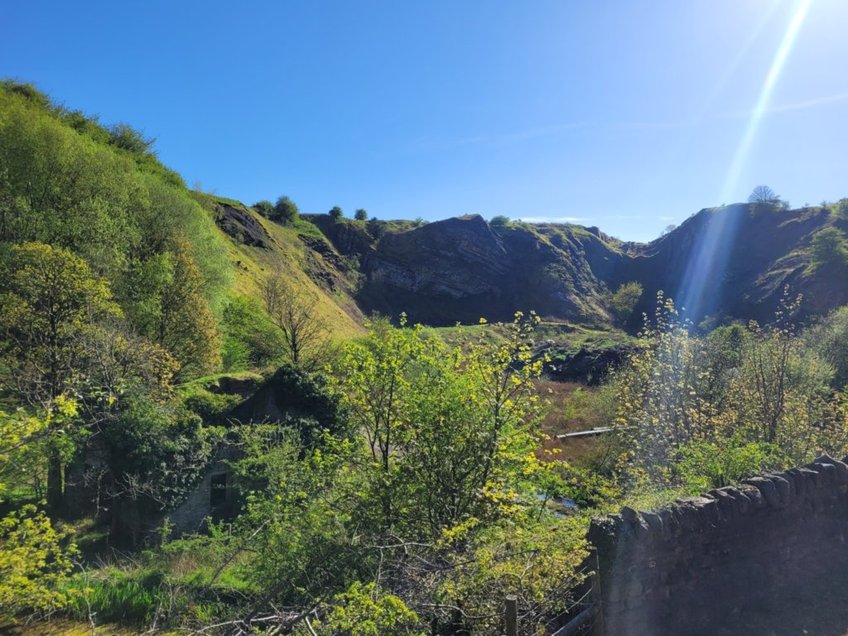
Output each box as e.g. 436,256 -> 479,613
307,203 -> 847,328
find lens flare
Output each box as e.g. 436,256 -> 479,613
720,0 -> 814,203
675,0 -> 814,322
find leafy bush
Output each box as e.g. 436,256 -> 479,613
253,200 -> 274,217
606,281 -> 643,327
308,582 -> 422,636
0,505 -> 76,618
272,196 -> 299,225
674,437 -> 790,491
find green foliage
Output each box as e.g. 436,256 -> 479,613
157,240 -> 221,379
221,295 -> 285,371
330,313 -> 548,536
807,306 -> 848,388
0,81 -> 231,343
63,569 -> 163,624
809,226 -> 848,270
606,281 -> 643,327
354,208 -> 368,221
435,515 -> 587,634
674,436 -> 790,491
329,205 -> 343,220
610,291 -> 847,490
252,200 -> 274,217
102,392 -> 223,510
0,88 -> 145,270
0,505 -> 76,618
180,387 -> 241,423
108,123 -> 155,155
490,214 -> 510,227
144,180 -> 232,311
0,242 -> 121,403
272,195 -> 299,225
308,582 -> 423,636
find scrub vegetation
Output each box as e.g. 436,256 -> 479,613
2,82 -> 848,634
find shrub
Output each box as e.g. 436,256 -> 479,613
810,227 -> 848,270
253,200 -> 274,218
674,437 -> 790,491
273,196 -> 299,225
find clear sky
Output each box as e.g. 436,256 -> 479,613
3,0 -> 847,241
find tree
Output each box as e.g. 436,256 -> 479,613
260,267 -> 327,370
748,185 -> 779,205
0,243 -> 120,405
606,281 -> 643,327
108,123 -> 155,155
0,243 -> 121,510
331,312 -> 547,535
490,215 -> 510,227
272,196 -> 299,225
157,240 -> 221,379
354,208 -> 368,221
329,206 -> 343,221
748,185 -> 788,210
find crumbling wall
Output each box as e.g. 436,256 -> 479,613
588,455 -> 848,635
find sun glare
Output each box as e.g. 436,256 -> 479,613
720,0 -> 814,202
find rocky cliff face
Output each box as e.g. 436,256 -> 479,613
308,204 -> 846,327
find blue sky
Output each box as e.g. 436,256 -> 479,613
3,0 -> 847,241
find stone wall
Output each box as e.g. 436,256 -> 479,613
168,458 -> 235,535
588,454 -> 848,635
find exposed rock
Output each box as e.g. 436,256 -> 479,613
213,202 -> 271,248
304,203 -> 848,329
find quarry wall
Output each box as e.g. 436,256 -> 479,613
587,454 -> 848,636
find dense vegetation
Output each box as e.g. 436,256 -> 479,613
3,81 -> 848,634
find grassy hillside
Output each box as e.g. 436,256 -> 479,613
0,81 -> 362,383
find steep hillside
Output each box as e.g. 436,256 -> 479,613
193,194 -> 363,340
0,82 -> 362,384
4,79 -> 843,354
310,203 -> 847,328
612,203 -> 848,325
310,214 -> 621,325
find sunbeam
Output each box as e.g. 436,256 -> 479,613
720,0 -> 815,203
675,0 -> 814,323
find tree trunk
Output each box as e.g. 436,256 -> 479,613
47,448 -> 63,514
